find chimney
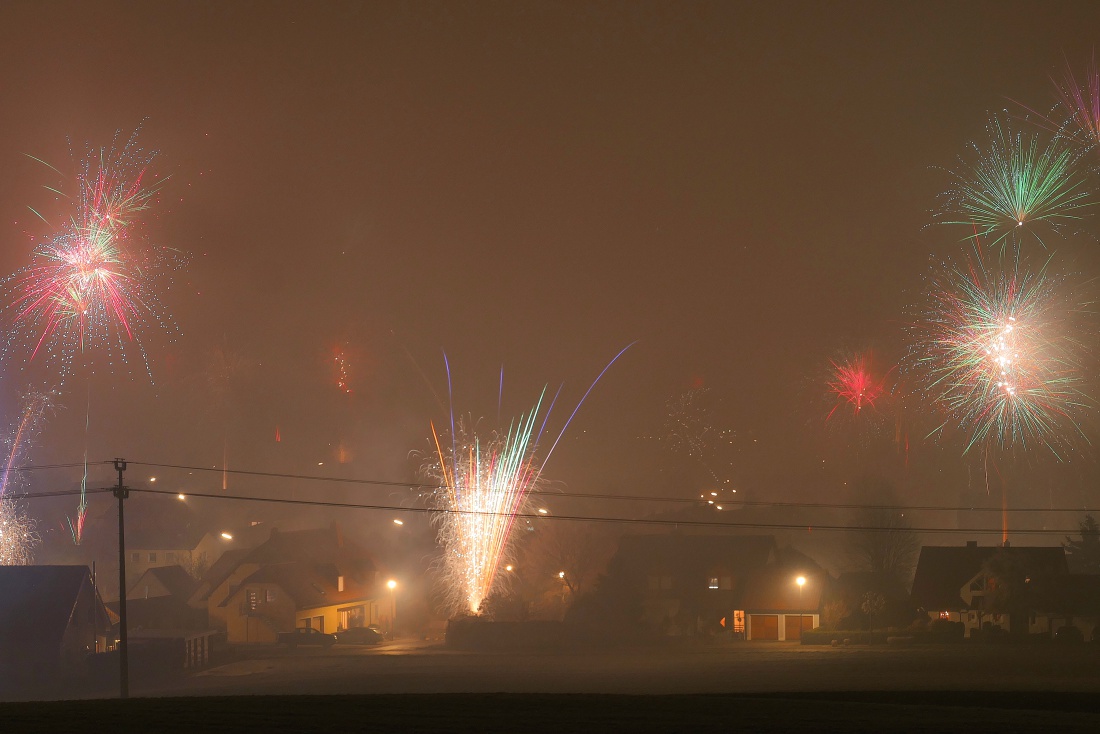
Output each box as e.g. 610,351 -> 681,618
1002,540 -> 1011,548
966,540 -> 978,548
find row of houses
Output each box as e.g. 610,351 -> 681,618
4,529 -> 1098,683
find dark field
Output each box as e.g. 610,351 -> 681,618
4,642 -> 1100,732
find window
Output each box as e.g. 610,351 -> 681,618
708,577 -> 719,590
148,552 -> 157,563
246,589 -> 259,611
337,575 -> 345,592
339,605 -> 365,630
939,611 -> 951,620
265,589 -> 276,603
733,610 -> 745,633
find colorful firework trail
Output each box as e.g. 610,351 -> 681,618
936,117 -> 1092,250
2,128 -> 184,382
0,390 -> 53,565
426,345 -> 633,615
825,352 -> 889,421
907,249 -> 1093,459
1051,55 -> 1100,153
661,386 -> 742,492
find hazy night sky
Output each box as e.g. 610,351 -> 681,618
1,1 -> 1099,558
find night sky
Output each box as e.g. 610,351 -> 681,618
1,1 -> 1099,565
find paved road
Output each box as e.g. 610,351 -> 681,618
151,641 -> 1100,698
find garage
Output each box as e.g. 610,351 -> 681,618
784,614 -> 812,641
748,614 -> 778,640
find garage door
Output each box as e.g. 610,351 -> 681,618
749,614 -> 778,640
785,614 -> 812,640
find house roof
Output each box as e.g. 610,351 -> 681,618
220,561 -> 376,610
0,565 -> 108,651
1034,574 -> 1100,615
127,565 -> 197,600
911,544 -> 1069,611
739,569 -> 825,612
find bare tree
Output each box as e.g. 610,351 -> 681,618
846,508 -> 921,585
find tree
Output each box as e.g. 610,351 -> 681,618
844,477 -> 921,586
1064,515 -> 1100,574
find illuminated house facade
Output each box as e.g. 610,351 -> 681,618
192,523 -> 385,643
911,541 -> 1069,637
611,534 -> 824,640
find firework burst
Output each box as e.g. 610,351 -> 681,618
907,248 -> 1094,459
2,128 -> 184,381
425,345 -> 633,615
0,503 -> 39,566
825,352 -> 889,421
427,399 -> 547,615
1051,54 -> 1100,154
936,117 -> 1092,250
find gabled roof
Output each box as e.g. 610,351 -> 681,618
911,544 -> 1069,611
127,565 -> 197,600
0,565 -> 108,650
220,561 -> 376,610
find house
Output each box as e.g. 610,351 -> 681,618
115,565 -> 207,631
606,533 -> 824,640
910,541 -> 1069,636
196,523 -> 384,643
0,565 -> 113,683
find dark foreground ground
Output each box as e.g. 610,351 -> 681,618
4,642 -> 1099,731
2,691 -> 1099,733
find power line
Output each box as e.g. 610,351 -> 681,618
0,488 -> 111,503
124,459 -> 1098,514
126,486 -> 1088,535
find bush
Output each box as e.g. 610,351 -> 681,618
925,619 -> 965,642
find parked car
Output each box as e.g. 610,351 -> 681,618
278,627 -> 337,648
336,626 -> 385,645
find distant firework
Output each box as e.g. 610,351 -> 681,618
660,387 -> 743,491
334,347 -> 352,394
2,128 -> 185,382
1052,55 -> 1100,153
826,352 -> 888,421
425,345 -> 633,615
936,117 -> 1092,250
907,249 -> 1093,458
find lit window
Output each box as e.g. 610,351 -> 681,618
266,589 -> 276,603
939,611 -> 950,620
246,589 -> 259,611
708,577 -> 719,590
733,610 -> 745,633
338,575 -> 345,592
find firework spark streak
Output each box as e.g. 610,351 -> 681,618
2,128 -> 184,382
825,352 -> 888,421
908,249 -> 1093,458
0,390 -> 52,565
936,117 -> 1092,250
425,345 -> 633,615
1051,55 -> 1100,153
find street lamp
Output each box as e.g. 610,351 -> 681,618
386,579 -> 397,639
796,576 -> 806,639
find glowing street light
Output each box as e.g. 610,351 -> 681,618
177,494 -> 186,501
220,532 -> 233,540
796,576 -> 807,640
393,519 -> 404,526
386,579 -> 397,638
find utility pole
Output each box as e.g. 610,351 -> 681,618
114,458 -> 130,699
